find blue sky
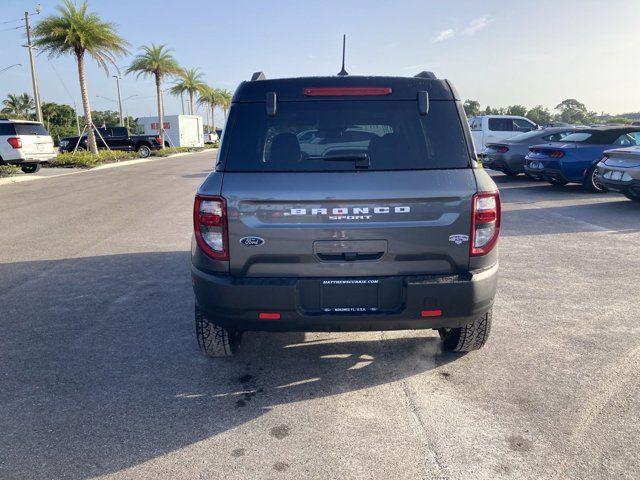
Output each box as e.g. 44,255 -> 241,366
1,0 -> 639,125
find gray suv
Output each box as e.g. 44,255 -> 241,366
191,72 -> 500,357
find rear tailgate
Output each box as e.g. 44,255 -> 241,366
223,170 -> 475,277
13,123 -> 55,156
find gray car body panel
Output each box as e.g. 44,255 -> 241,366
220,169 -> 477,277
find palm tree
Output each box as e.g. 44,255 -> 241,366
218,89 -> 232,123
127,44 -> 182,148
168,82 -> 189,116
1,93 -> 35,119
33,1 -> 129,154
196,86 -> 222,132
172,68 -> 206,116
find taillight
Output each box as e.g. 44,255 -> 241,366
194,195 -> 228,260
7,137 -> 22,149
550,150 -> 565,158
471,192 -> 501,256
496,146 -> 509,153
303,87 -> 392,96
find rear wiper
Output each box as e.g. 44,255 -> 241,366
313,153 -> 370,169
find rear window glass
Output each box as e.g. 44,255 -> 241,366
13,123 -> 48,136
560,132 -> 592,142
0,123 -> 16,136
223,101 -> 470,172
488,118 -> 513,131
508,130 -> 543,142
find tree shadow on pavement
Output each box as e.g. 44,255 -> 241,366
0,252 -> 456,479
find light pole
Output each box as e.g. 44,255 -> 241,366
113,74 -> 124,126
97,93 -> 138,126
0,64 -> 22,74
24,4 -> 43,123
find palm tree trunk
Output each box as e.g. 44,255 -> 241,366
210,104 -> 216,132
155,73 -> 164,149
76,52 -> 98,154
223,107 -> 228,122
189,92 -> 194,116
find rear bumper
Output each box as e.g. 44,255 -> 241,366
524,165 -> 571,183
4,152 -> 56,164
483,154 -> 525,173
191,264 -> 498,332
597,176 -> 640,194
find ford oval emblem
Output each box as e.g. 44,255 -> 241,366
240,236 -> 265,246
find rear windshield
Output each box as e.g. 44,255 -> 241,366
13,123 -> 49,136
223,101 -> 470,172
508,130 -> 543,142
560,132 -> 592,142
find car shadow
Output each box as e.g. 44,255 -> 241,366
0,252 -> 456,479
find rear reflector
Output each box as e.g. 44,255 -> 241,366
551,150 -> 565,158
421,309 -> 442,317
303,87 -> 392,97
259,312 -> 281,320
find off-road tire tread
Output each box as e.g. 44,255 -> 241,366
441,310 -> 492,352
195,306 -> 241,357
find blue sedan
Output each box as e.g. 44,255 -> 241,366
524,127 -> 640,191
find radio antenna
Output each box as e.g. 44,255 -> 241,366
337,34 -> 348,76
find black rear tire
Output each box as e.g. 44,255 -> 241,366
20,163 -> 41,174
583,164 -> 607,193
137,144 -> 151,158
623,192 -> 640,202
438,310 -> 492,352
504,170 -> 520,177
195,305 -> 242,357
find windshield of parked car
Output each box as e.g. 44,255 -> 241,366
223,100 -> 471,171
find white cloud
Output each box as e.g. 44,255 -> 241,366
462,15 -> 491,36
433,28 -> 455,43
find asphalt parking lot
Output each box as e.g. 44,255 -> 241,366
0,151 -> 638,480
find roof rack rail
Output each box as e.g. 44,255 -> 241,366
251,71 -> 266,81
414,71 -> 437,79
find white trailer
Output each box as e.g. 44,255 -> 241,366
137,114 -> 203,147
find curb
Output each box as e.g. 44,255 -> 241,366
0,150 -> 210,187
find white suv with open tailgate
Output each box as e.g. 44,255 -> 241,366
0,119 -> 57,173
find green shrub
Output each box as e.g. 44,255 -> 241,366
0,165 -> 20,177
51,150 -> 137,168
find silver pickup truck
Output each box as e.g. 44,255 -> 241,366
191,71 -> 500,357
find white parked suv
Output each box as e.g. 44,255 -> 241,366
0,119 -> 57,173
468,115 -> 538,154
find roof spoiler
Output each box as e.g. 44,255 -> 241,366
251,71 -> 266,81
414,71 -> 437,79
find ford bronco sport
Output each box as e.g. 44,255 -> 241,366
191,72 -> 500,357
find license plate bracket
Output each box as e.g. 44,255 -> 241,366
321,279 -> 379,313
